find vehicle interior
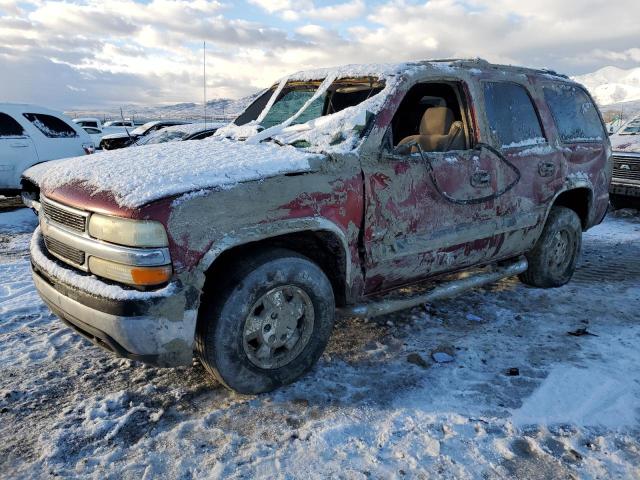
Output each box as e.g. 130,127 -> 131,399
235,77 -> 385,128
391,82 -> 470,152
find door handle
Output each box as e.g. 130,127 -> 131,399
471,170 -> 491,187
538,161 -> 556,177
10,142 -> 29,148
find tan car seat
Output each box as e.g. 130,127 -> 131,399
399,107 -> 465,152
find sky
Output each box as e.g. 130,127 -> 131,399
1,0 -> 639,109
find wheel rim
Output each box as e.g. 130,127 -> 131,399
548,229 -> 574,274
242,285 -> 315,370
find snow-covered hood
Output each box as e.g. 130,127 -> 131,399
610,133 -> 640,154
41,137 -> 324,209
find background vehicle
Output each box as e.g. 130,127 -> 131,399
99,120 -> 190,150
30,60 -> 611,394
133,123 -> 225,146
72,117 -> 102,130
0,103 -> 94,194
21,123 -> 227,210
609,116 -> 640,209
103,120 -> 137,129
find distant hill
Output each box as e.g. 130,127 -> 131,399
67,66 -> 640,125
66,94 -> 258,123
573,66 -> 640,106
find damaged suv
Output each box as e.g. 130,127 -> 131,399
31,60 -> 611,394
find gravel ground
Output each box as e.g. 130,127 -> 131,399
1,208 -> 639,479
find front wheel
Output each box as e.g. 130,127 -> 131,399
196,248 -> 335,394
519,206 -> 582,288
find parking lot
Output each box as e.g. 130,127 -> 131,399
1,202 -> 639,479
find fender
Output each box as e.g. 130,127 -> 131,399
195,216 -> 353,294
542,175 -> 594,229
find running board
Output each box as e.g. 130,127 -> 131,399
338,257 -> 528,318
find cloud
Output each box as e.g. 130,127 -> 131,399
1,0 -> 639,109
248,0 -> 365,22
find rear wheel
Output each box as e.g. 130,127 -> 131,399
519,206 -> 582,288
196,248 -> 335,394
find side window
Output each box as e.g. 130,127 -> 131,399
0,113 -> 26,137
23,113 -> 78,138
543,84 -> 605,143
390,81 -> 469,152
484,82 -> 545,148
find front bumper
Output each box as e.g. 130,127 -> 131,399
610,180 -> 640,198
31,230 -> 197,367
610,151 -> 640,198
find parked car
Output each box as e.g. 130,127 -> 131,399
0,103 -> 94,194
30,60 -> 611,394
103,120 -> 137,129
73,118 -> 105,144
133,123 -> 225,146
609,116 -> 640,209
99,120 -> 190,150
72,117 -> 102,129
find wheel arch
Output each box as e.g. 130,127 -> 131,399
544,176 -> 595,231
196,218 -> 352,308
550,186 -> 593,230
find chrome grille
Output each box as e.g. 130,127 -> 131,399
42,199 -> 86,232
613,156 -> 640,182
44,235 -> 86,266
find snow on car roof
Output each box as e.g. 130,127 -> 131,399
72,117 -> 100,123
41,137 -> 322,208
217,59 -> 575,154
0,103 -> 70,117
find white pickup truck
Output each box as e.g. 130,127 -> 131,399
0,104 -> 94,193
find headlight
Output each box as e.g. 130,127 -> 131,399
88,214 -> 169,247
89,257 -> 172,286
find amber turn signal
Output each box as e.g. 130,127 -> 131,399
130,266 -> 173,286
88,257 -> 172,286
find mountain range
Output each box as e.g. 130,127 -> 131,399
68,66 -> 640,124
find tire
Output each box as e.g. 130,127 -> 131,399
519,206 -> 582,288
195,248 -> 335,394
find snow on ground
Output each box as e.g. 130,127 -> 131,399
1,208 -> 640,479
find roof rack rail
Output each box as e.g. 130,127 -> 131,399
538,68 -> 569,79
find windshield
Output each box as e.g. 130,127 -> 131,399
131,122 -> 157,136
261,88 -> 326,129
226,77 -> 386,150
135,130 -> 186,145
621,124 -> 640,134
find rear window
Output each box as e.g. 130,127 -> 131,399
0,113 -> 26,137
23,113 -> 78,138
543,84 -> 605,143
77,120 -> 98,128
484,82 -> 545,148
